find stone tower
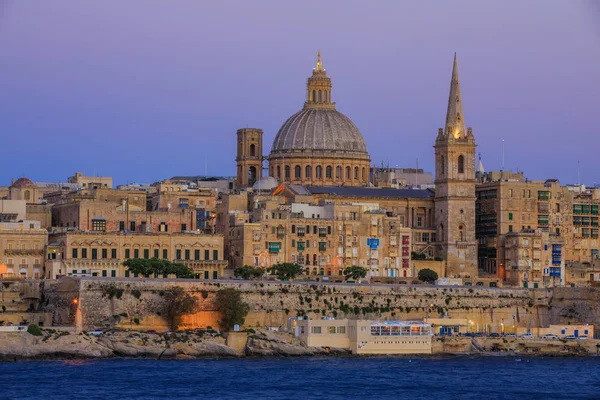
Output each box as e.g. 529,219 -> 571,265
236,128 -> 263,188
434,54 -> 478,279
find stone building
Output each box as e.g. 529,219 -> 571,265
46,231 -> 226,279
504,229 -> 565,288
227,198 -> 413,279
0,220 -> 47,279
68,171 -> 113,189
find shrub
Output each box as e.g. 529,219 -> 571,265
161,287 -> 199,330
234,265 -> 264,280
27,324 -> 43,336
343,266 -> 367,280
133,317 -> 140,325
269,263 -> 303,280
201,290 -> 209,299
418,268 -> 439,283
215,288 -> 249,331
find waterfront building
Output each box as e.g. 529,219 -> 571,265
0,220 -> 47,279
296,318 -> 432,354
46,231 -> 226,279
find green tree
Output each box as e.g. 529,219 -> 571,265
269,263 -> 303,280
411,251 -> 427,260
215,288 -> 249,330
27,324 -> 43,336
418,268 -> 439,283
343,265 -> 367,280
123,258 -> 194,279
234,265 -> 264,280
161,286 -> 199,330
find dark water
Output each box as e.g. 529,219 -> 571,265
1,356 -> 600,399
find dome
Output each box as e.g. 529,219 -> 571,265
271,108 -> 368,156
12,177 -> 35,188
252,176 -> 279,191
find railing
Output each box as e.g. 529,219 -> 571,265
4,249 -> 45,256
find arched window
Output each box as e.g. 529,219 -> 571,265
277,166 -> 281,179
362,167 -> 366,182
336,166 -> 341,179
316,165 -> 323,179
24,190 -> 31,201
326,166 -> 332,178
458,155 -> 465,174
305,165 -> 312,179
312,90 -> 316,102
285,165 -> 290,179
248,166 -> 257,186
458,224 -> 464,242
354,167 -> 359,180
249,144 -> 256,157
345,166 -> 350,179
440,156 -> 445,175
294,165 -> 301,179
324,91 -> 328,103
318,90 -> 322,102
313,254 -> 317,264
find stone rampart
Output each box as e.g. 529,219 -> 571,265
42,278 -> 554,332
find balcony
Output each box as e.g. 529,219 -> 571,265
4,249 -> 45,256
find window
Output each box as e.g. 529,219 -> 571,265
362,167 -> 366,181
134,249 -> 139,258
291,225 -> 295,233
346,166 -> 350,179
102,270 -> 107,277
119,221 -> 125,231
111,270 -> 116,277
318,90 -> 322,102
176,249 -> 182,260
72,248 -> 78,259
162,249 -> 168,259
509,189 -> 513,198
205,250 -> 210,260
326,166 -> 332,178
277,166 -> 281,179
305,165 -> 312,179
311,326 -> 322,334
312,90 -> 316,102
143,249 -> 149,259
316,165 -> 322,179
153,249 -> 159,258
285,166 -> 290,179
91,249 -> 98,260
295,165 -> 301,179
185,249 -> 190,260
213,250 -> 219,260
130,221 -> 136,231
181,224 -> 187,232
82,248 -> 88,259
417,216 -> 423,227
92,219 -> 106,232
458,155 -> 465,174
102,248 -> 108,259
111,249 -> 116,259
336,166 -> 341,179
249,143 -> 256,157
125,249 -> 130,259
509,213 -> 513,221
508,225 -> 513,232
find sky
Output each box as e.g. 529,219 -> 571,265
0,0 -> 599,186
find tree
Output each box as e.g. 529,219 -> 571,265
269,263 -> 303,280
161,286 -> 199,330
215,288 -> 249,330
27,324 -> 43,336
411,251 -> 427,260
343,265 -> 367,280
418,268 -> 439,283
234,265 -> 264,280
123,258 -> 194,279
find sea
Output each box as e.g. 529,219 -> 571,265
1,356 -> 599,399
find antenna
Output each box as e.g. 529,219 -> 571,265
501,139 -> 505,171
578,160 -> 581,186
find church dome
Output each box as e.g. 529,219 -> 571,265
12,177 -> 35,188
252,176 -> 279,191
271,108 -> 368,155
269,52 -> 369,161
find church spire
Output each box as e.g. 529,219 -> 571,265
445,53 -> 466,138
316,51 -> 323,71
305,52 -> 334,109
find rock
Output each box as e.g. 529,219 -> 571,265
171,341 -> 239,358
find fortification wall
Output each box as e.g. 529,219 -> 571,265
42,278 -> 558,332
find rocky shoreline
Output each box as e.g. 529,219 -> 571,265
1,330 -> 599,361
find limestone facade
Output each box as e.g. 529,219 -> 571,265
46,231 -> 226,279
0,221 -> 47,279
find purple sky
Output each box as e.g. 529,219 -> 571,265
1,1 -> 599,186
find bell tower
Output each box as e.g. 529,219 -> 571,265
434,53 -> 478,279
236,128 -> 263,188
